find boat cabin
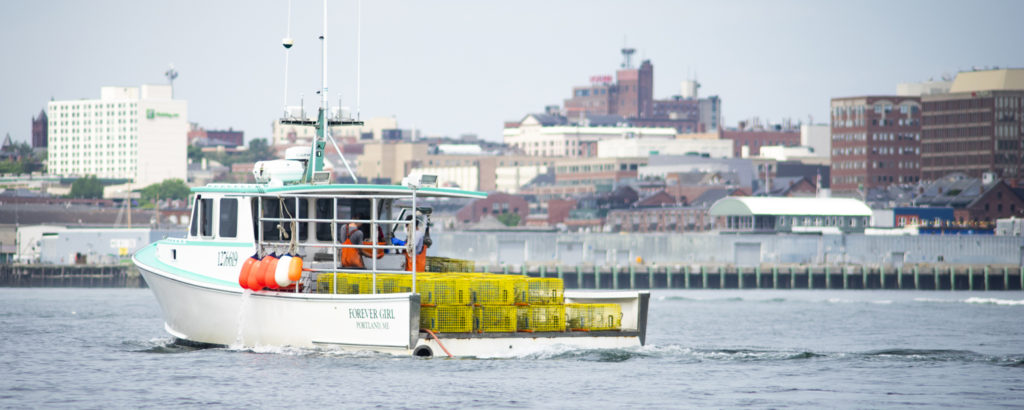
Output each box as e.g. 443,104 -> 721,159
176,182 -> 486,290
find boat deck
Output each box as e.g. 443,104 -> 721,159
426,330 -> 638,339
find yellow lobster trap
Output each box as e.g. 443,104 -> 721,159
420,305 -> 473,333
469,275 -> 521,305
417,276 -> 472,306
426,257 -> 476,273
473,305 -> 517,333
520,277 -> 565,305
316,273 -> 413,294
316,273 -> 354,294
517,305 -> 566,332
565,303 -> 622,331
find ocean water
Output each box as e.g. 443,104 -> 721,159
1,288 -> 1022,408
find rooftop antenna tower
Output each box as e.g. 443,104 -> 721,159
620,36 -> 635,69
164,64 -> 178,97
620,47 -> 635,69
282,0 -> 294,117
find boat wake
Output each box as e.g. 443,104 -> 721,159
914,297 -> 1024,306
127,337 -> 215,354
124,338 -> 1024,366
525,344 -> 1024,366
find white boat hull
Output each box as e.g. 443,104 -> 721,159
135,244 -> 649,358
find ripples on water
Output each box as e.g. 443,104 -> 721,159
1,288 -> 1022,408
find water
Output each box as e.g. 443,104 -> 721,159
1,288 -> 1022,408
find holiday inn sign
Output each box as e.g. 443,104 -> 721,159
146,109 -> 179,119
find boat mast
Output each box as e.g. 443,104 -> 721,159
306,0 -> 329,182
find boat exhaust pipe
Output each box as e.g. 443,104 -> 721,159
413,345 -> 433,357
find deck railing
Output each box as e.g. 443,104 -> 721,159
249,191 -> 423,294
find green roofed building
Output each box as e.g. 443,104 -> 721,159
708,197 -> 872,234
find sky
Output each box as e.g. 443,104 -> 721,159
2,0 -> 1023,144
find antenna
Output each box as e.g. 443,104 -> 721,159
282,0 -> 294,116
356,0 -> 362,120
303,0 -> 330,182
321,0 -> 328,111
164,64 -> 178,96
620,47 -> 635,69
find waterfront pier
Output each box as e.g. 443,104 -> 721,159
0,265 -> 145,288
483,264 -> 1024,291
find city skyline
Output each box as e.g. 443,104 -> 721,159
2,0 -> 1023,144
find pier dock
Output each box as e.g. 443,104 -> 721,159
483,264 -> 1024,291
0,265 -> 145,288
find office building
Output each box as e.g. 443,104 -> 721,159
920,68 -> 1024,181
830,95 -> 922,193
503,113 -> 676,158
47,85 -> 187,187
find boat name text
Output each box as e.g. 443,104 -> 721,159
349,308 -> 396,330
348,308 -> 395,320
217,251 -> 238,267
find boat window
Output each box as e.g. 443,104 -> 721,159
250,199 -> 259,240
261,198 -> 308,241
200,198 -> 214,237
316,198 -> 371,241
219,198 -> 238,238
189,195 -> 200,237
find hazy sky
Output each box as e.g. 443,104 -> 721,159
2,0 -> 1023,144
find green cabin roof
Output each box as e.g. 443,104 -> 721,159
190,183 -> 487,199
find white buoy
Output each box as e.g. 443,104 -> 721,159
275,254 -> 294,288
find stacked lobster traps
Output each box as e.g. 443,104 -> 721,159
316,261 -> 621,334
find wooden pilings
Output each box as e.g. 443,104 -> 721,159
484,264 -> 1024,291
0,264 -> 146,288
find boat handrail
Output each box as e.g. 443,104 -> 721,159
253,191 -> 425,295
245,192 -> 419,200
259,240 -> 408,251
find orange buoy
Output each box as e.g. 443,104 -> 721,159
247,257 -> 264,290
287,255 -> 303,281
274,254 -> 293,288
238,253 -> 258,289
261,254 -> 280,289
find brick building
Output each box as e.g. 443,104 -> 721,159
31,109 -> 47,148
606,206 -> 713,233
188,124 -> 244,147
455,193 -> 529,226
559,50 -> 720,134
830,96 -> 922,193
720,128 -> 801,157
961,180 -> 1024,226
920,69 -> 1024,181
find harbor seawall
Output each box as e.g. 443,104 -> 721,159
430,232 -> 1024,266
480,264 -> 1024,291
0,265 -> 146,288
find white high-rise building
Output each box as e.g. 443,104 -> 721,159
47,85 -> 187,187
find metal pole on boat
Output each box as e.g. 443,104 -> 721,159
371,197 -> 378,294
333,197 -> 339,294
306,0 -> 329,182
411,186 -> 417,293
